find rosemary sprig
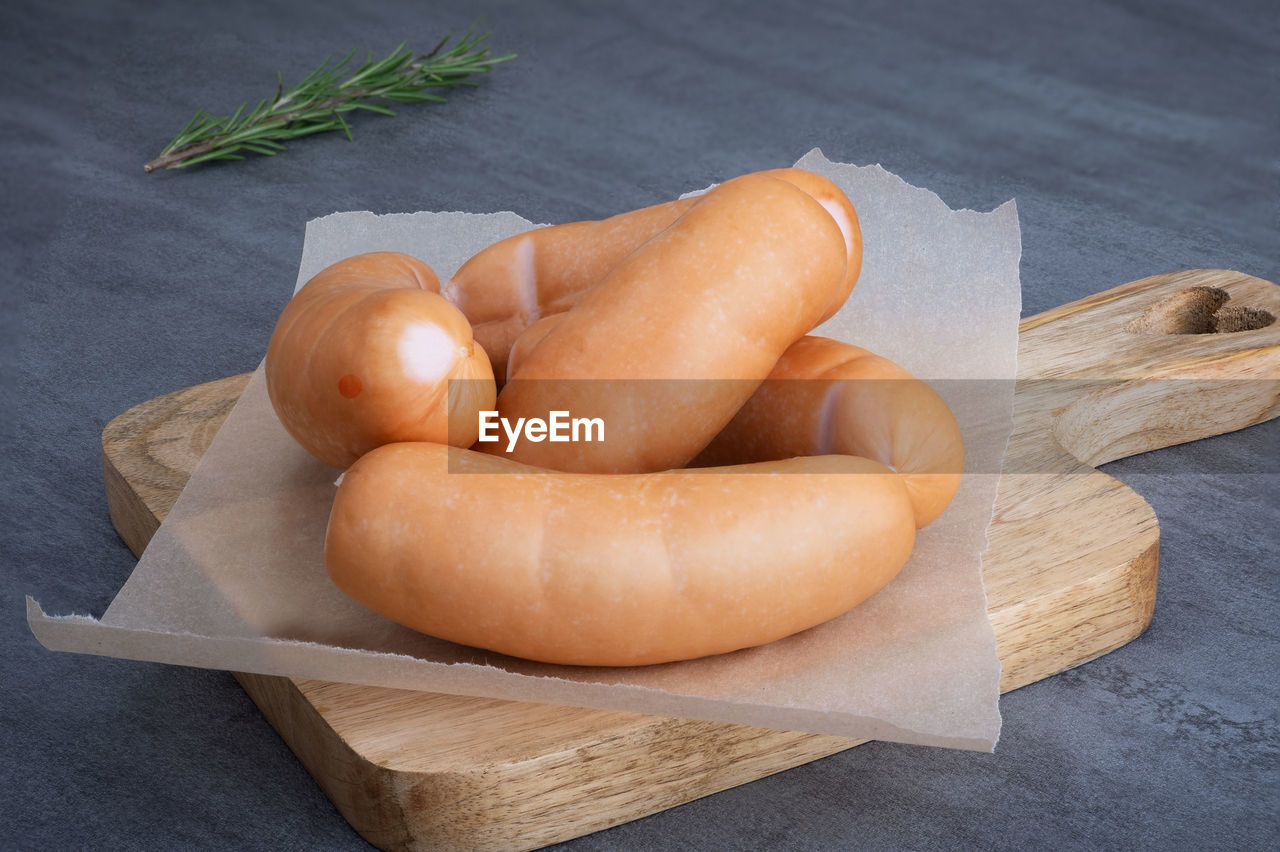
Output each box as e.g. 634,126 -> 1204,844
145,29 -> 514,173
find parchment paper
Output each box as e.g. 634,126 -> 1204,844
29,149 -> 1021,751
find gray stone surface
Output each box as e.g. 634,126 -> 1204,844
4,0 -> 1277,849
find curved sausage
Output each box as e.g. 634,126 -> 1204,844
265,251 -> 496,469
487,172 -> 850,474
694,336 -> 965,528
325,442 -> 917,666
445,168 -> 862,379
445,197 -> 698,380
507,325 -> 964,527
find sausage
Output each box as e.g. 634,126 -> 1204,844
694,336 -> 965,528
265,251 -> 496,469
445,197 -> 699,380
486,172 -> 850,474
506,325 -> 963,527
325,442 -> 917,666
445,167 -> 862,380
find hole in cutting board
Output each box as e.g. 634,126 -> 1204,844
1125,286 -> 1276,335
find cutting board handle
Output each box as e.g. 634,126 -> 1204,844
1013,269 -> 1279,471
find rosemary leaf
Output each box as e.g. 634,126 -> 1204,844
351,103 -> 398,116
241,144 -> 280,156
384,92 -> 450,103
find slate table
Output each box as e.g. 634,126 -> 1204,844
5,1 -> 1277,849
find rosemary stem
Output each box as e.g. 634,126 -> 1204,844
146,29 -> 513,173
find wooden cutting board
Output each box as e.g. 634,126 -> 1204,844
101,269 -> 1279,851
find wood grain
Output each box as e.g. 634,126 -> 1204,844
101,270 -> 1279,851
